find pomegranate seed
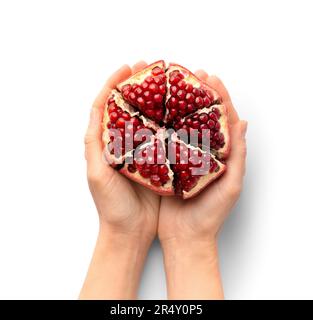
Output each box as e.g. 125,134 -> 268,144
170,86 -> 178,96
150,165 -> 159,174
209,112 -> 217,121
199,113 -> 209,123
109,112 -> 118,122
199,89 -> 206,97
154,94 -> 163,103
149,83 -> 159,93
177,90 -> 186,100
145,109 -> 155,118
195,96 -> 204,107
215,121 -> 221,130
178,100 -> 187,111
116,118 -> 125,128
140,169 -> 151,179
193,88 -> 200,96
152,66 -> 162,76
179,170 -> 189,181
142,81 -> 149,89
143,91 -> 152,100
177,80 -> 186,89
134,87 -> 143,96
186,93 -> 195,103
169,75 -> 180,85
128,92 -> 136,102
121,112 -> 130,121
208,119 -> 215,129
150,175 -> 161,186
146,76 -> 154,84
137,97 -> 145,108
187,104 -> 194,113
169,96 -> 178,107
155,109 -> 163,120
159,84 -> 166,95
203,96 -> 211,106
192,120 -> 200,129
146,101 -> 154,109
185,83 -> 193,93
158,164 -> 169,175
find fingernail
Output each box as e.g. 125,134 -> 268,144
89,108 -> 99,126
241,121 -> 248,138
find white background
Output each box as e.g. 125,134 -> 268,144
0,0 -> 312,299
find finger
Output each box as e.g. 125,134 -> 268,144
222,121 -> 248,191
206,75 -> 239,125
132,60 -> 147,73
92,64 -> 132,110
84,108 -> 105,172
195,69 -> 209,82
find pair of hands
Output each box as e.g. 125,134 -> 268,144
82,61 -> 247,299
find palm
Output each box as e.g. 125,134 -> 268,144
158,71 -> 245,243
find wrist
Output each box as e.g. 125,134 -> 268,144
161,236 -> 219,265
160,237 -> 223,300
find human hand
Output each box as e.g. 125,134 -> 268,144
80,61 -> 160,299
84,61 -> 160,243
158,71 -> 247,299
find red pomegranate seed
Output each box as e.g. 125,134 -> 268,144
149,83 -> 159,93
178,100 -> 187,111
158,164 -> 169,175
159,84 -> 166,95
177,80 -> 186,89
185,84 -> 193,93
116,118 -> 125,128
109,112 -> 118,122
134,87 -> 143,96
121,112 -> 130,120
195,96 -> 204,107
154,94 -> 163,103
170,86 -> 178,96
150,175 -> 161,186
137,97 -> 145,108
146,76 -> 154,84
145,109 -> 155,118
186,93 -> 195,103
199,113 -> 209,123
152,66 -> 162,76
128,92 -> 136,102
177,90 -> 186,100
142,81 -> 149,89
208,119 -> 215,129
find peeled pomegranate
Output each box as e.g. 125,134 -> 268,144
103,60 -> 230,199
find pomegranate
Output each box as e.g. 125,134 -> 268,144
103,61 -> 230,199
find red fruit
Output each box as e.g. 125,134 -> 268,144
103,61 -> 230,198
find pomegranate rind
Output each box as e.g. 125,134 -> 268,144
116,60 -> 166,90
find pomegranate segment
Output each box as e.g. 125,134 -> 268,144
120,137 -> 174,195
165,64 -> 221,123
103,90 -> 154,163
172,105 -> 230,158
117,61 -> 167,124
168,139 -> 225,199
103,61 -> 230,199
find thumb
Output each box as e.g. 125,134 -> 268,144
84,108 -> 104,173
223,120 -> 248,194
